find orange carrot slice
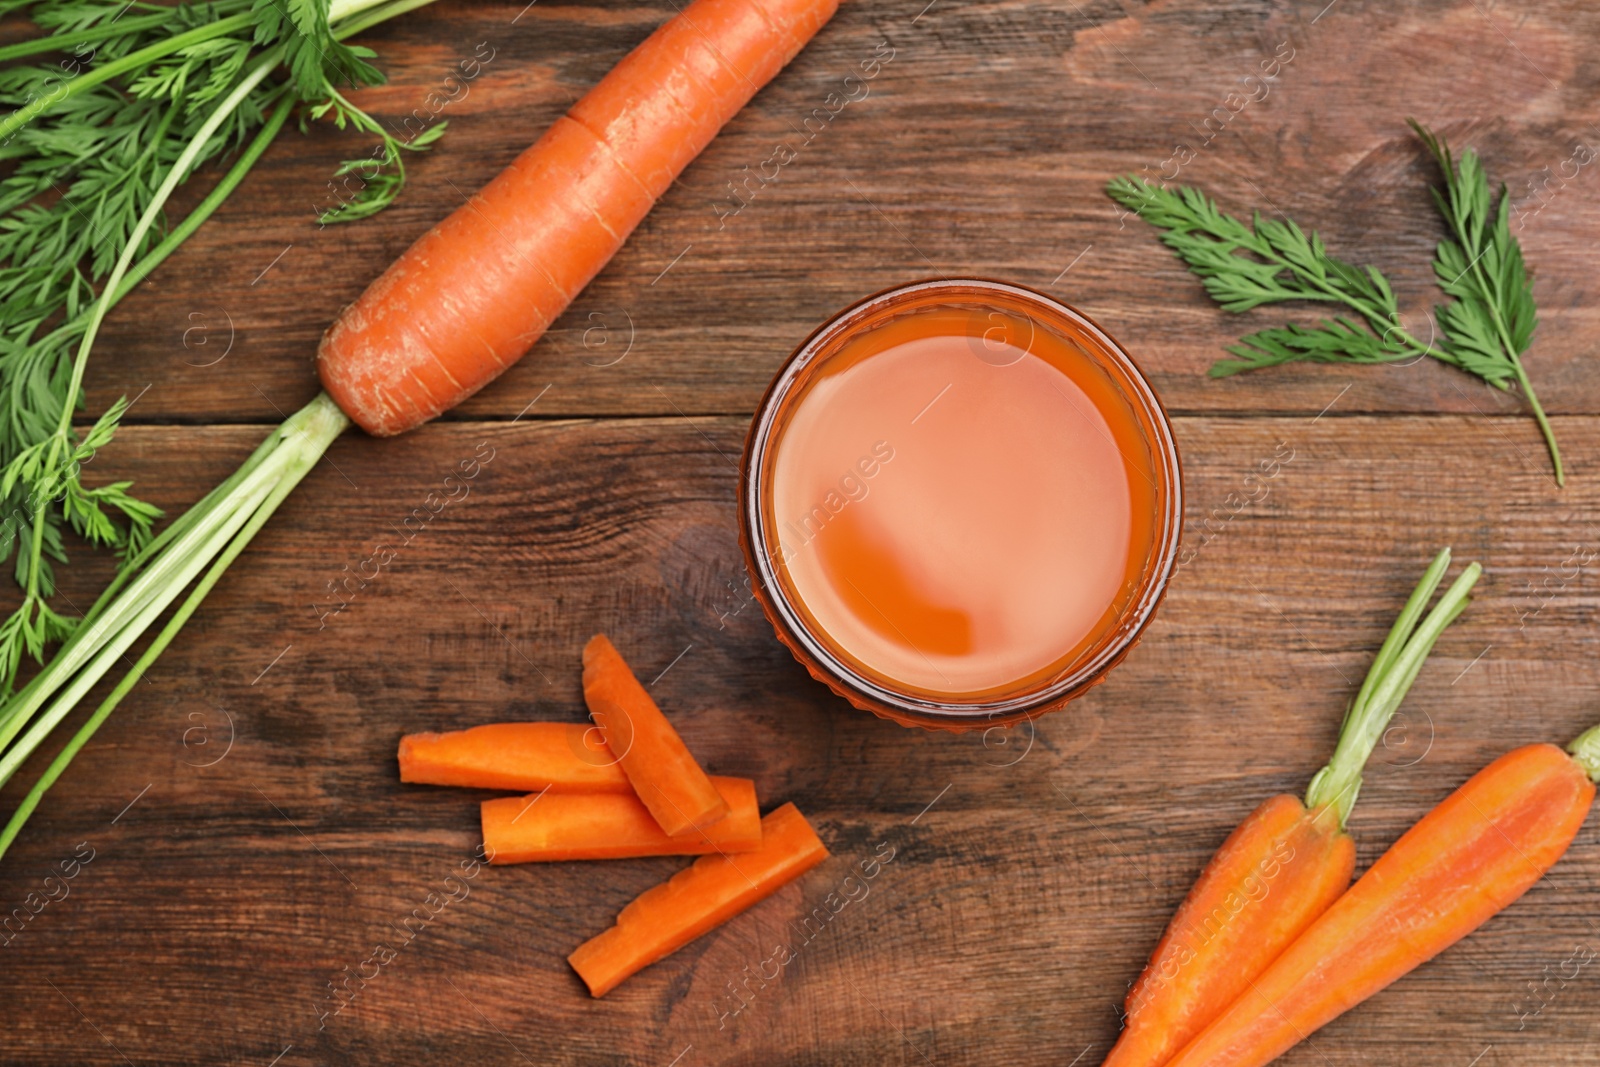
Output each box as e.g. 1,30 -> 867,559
1167,742 -> 1595,1067
398,722 -> 630,793
482,776 -> 761,863
569,802 -> 828,996
582,634 -> 727,837
317,0 -> 840,437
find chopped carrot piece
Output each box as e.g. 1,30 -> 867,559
569,802 -> 828,996
398,722 -> 630,793
582,634 -> 727,837
483,776 -> 761,863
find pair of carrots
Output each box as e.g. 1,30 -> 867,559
1105,550 -> 1598,1067
399,636 -> 829,997
1164,738 -> 1595,1067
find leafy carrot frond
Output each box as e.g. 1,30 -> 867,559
252,0 -> 385,99
0,0 -> 447,694
309,88 -> 449,225
1108,121 -> 1561,484
1410,119 -> 1557,481
1106,176 -> 1401,320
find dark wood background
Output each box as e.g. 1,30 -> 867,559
4,0 -> 1600,1063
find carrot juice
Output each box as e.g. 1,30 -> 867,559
740,280 -> 1181,729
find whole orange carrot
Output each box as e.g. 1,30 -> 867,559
318,0 -> 840,437
0,0 -> 841,859
1104,548 -> 1480,1067
1166,737 -> 1596,1067
583,634 -> 729,837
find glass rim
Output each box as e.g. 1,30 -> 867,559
738,277 -> 1183,730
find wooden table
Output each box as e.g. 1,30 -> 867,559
5,0 -> 1600,1063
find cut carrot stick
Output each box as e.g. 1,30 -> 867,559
318,0 -> 840,437
582,634 -> 728,837
1166,740 -> 1595,1067
397,722 -> 630,793
483,776 -> 761,863
569,802 -> 828,996
1104,549 -> 1479,1067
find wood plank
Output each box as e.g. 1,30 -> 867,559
2,413 -> 1598,1064
52,0 -> 1599,425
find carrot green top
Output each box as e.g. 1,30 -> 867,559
1304,547 -> 1482,827
1567,724 -> 1600,783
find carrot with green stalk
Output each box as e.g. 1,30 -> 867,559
0,0 -> 841,861
1102,548 -> 1480,1067
1164,722 -> 1600,1067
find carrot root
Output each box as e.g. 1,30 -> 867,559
317,0 -> 839,436
1104,550 -> 1479,1067
1104,795 -> 1354,1067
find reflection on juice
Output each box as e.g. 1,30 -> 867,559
763,304 -> 1160,702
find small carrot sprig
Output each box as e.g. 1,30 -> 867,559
1103,548 -> 1480,1067
1106,121 -> 1562,485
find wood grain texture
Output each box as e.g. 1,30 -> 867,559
78,0 -> 1600,423
3,0 -> 1600,1064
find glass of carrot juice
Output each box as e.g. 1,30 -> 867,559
739,279 -> 1182,730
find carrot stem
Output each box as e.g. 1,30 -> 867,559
0,395 -> 348,860
1566,723 -> 1600,782
1305,550 -> 1481,825
1347,547 -> 1451,725
0,11 -> 187,64
330,0 -> 443,38
47,50 -> 283,459
0,399 -> 341,860
0,13 -> 257,145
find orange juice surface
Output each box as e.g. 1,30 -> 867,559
763,303 -> 1161,702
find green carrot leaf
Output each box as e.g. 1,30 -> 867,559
1409,118 -> 1560,483
0,0 -> 446,693
1211,318 -> 1415,378
1108,122 -> 1562,484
